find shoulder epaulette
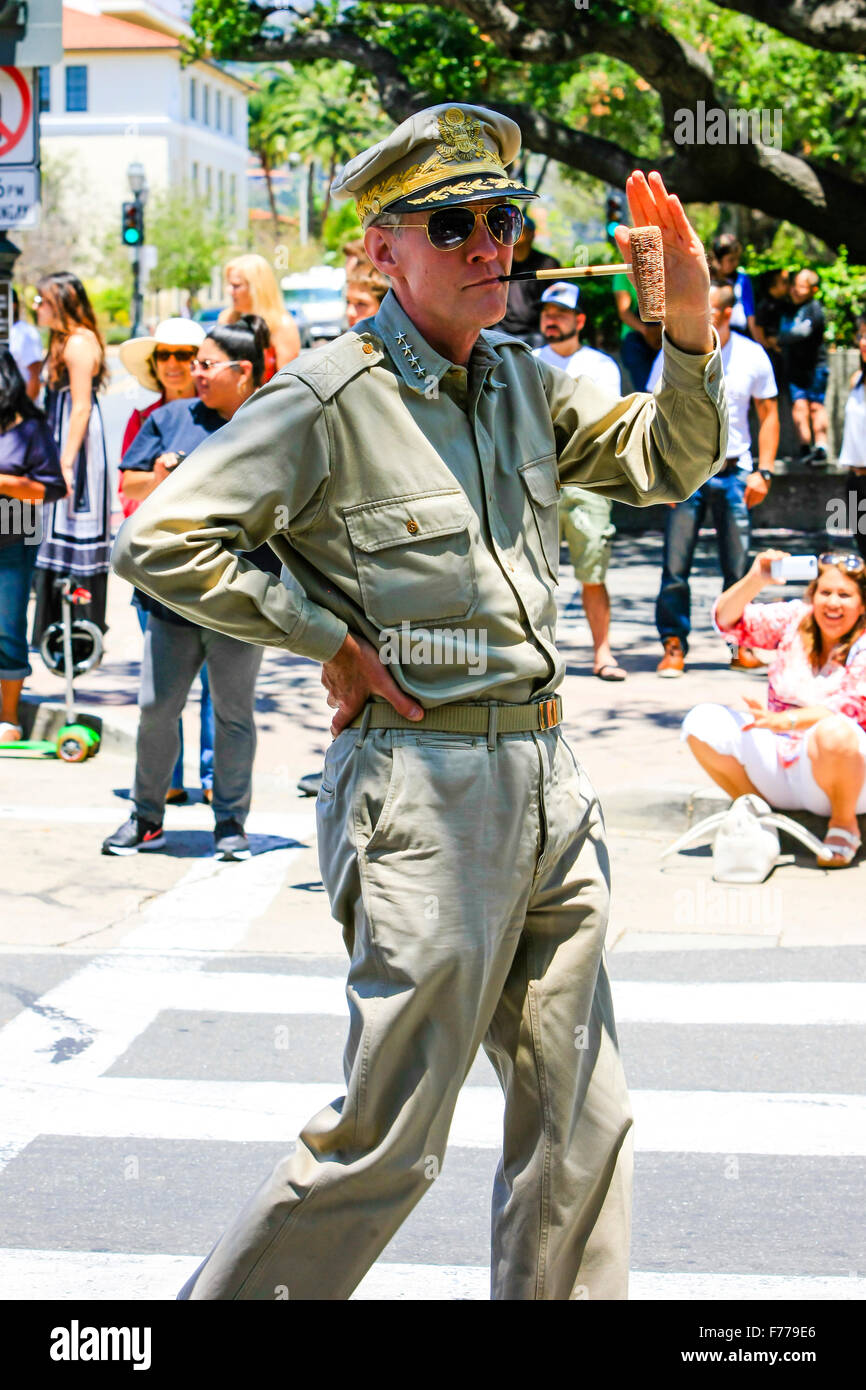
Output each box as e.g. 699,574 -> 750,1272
288,332 -> 385,402
482,328 -> 536,352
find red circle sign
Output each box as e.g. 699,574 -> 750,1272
0,67 -> 32,159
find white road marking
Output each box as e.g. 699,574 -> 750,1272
56,971 -> 865,1027
0,1250 -> 862,1301
3,1077 -> 864,1155
0,835 -> 311,1174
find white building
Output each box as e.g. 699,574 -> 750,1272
39,2 -> 251,299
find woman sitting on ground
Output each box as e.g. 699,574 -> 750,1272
681,550 -> 866,867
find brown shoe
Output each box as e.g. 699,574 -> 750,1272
657,636 -> 685,677
730,646 -> 763,671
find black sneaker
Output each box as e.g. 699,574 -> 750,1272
809,444 -> 828,466
102,813 -> 166,856
214,818 -> 251,861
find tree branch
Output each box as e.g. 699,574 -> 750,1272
711,0 -> 866,54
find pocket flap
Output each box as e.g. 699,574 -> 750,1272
518,455 -> 560,507
344,490 -> 472,553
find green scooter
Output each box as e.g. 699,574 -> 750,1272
0,577 -> 102,763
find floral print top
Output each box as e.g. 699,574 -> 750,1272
713,598 -> 866,765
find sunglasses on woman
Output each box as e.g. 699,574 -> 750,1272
391,203 -> 524,251
153,348 -> 197,363
819,552 -> 866,575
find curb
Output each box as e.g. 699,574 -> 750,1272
602,782 -> 866,855
20,699 -> 138,756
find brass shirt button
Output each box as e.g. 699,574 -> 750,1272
362,343 -> 375,355
406,519 -> 419,534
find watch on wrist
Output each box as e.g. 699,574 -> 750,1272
758,469 -> 774,483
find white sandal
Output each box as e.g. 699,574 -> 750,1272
0,722 -> 22,743
817,828 -> 862,867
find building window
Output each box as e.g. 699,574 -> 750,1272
215,90 -> 222,131
230,174 -> 237,216
192,161 -> 199,191
205,166 -> 212,205
189,78 -> 197,121
227,98 -> 234,137
218,169 -> 224,212
37,67 -> 51,113
202,85 -> 210,126
65,65 -> 88,113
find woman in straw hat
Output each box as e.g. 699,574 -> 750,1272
118,318 -> 206,518
219,254 -> 300,379
119,317 -> 211,806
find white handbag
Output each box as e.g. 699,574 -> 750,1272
661,793 -> 828,884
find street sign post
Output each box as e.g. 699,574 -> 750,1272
0,2 -> 58,348
0,0 -> 62,66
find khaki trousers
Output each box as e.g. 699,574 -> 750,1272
179,724 -> 633,1300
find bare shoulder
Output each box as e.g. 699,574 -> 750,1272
64,327 -> 101,363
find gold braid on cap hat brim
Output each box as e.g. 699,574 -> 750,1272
356,155 -> 509,222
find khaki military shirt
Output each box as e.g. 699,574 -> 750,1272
113,290 -> 728,705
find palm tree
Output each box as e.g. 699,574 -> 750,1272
280,65 -> 387,229
247,72 -> 295,236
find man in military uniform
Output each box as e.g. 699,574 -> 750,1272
113,104 -> 728,1301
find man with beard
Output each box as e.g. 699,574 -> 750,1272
534,282 -> 627,680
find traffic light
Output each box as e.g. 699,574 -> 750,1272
121,201 -> 144,247
605,193 -> 625,243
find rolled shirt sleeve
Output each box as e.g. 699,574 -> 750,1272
111,374 -> 349,663
540,328 -> 728,505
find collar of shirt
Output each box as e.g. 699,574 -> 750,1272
370,289 -> 505,401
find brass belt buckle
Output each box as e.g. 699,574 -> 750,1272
537,697 -> 559,730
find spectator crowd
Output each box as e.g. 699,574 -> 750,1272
1,206 -> 865,869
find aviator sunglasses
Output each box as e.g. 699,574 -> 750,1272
391,202 -> 524,251
818,552 -> 866,575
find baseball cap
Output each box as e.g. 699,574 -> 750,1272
540,282 -> 580,311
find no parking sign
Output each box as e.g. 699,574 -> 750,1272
0,66 -> 34,161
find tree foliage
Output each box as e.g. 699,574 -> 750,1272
187,0 -> 866,257
146,188 -> 235,295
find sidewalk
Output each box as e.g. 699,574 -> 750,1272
16,529 -> 866,948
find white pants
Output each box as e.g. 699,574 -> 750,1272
681,703 -> 866,815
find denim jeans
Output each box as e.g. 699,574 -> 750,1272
134,601 -> 214,790
0,541 -> 39,679
656,468 -> 751,655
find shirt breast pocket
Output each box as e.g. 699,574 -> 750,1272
344,489 -> 478,629
518,454 -> 561,582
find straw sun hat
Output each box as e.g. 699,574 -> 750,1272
119,317 -> 206,393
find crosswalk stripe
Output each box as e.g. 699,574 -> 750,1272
0,1251 -> 863,1301
4,1077 -> 864,1154
0,842 -> 309,1173
56,969 -> 865,1026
